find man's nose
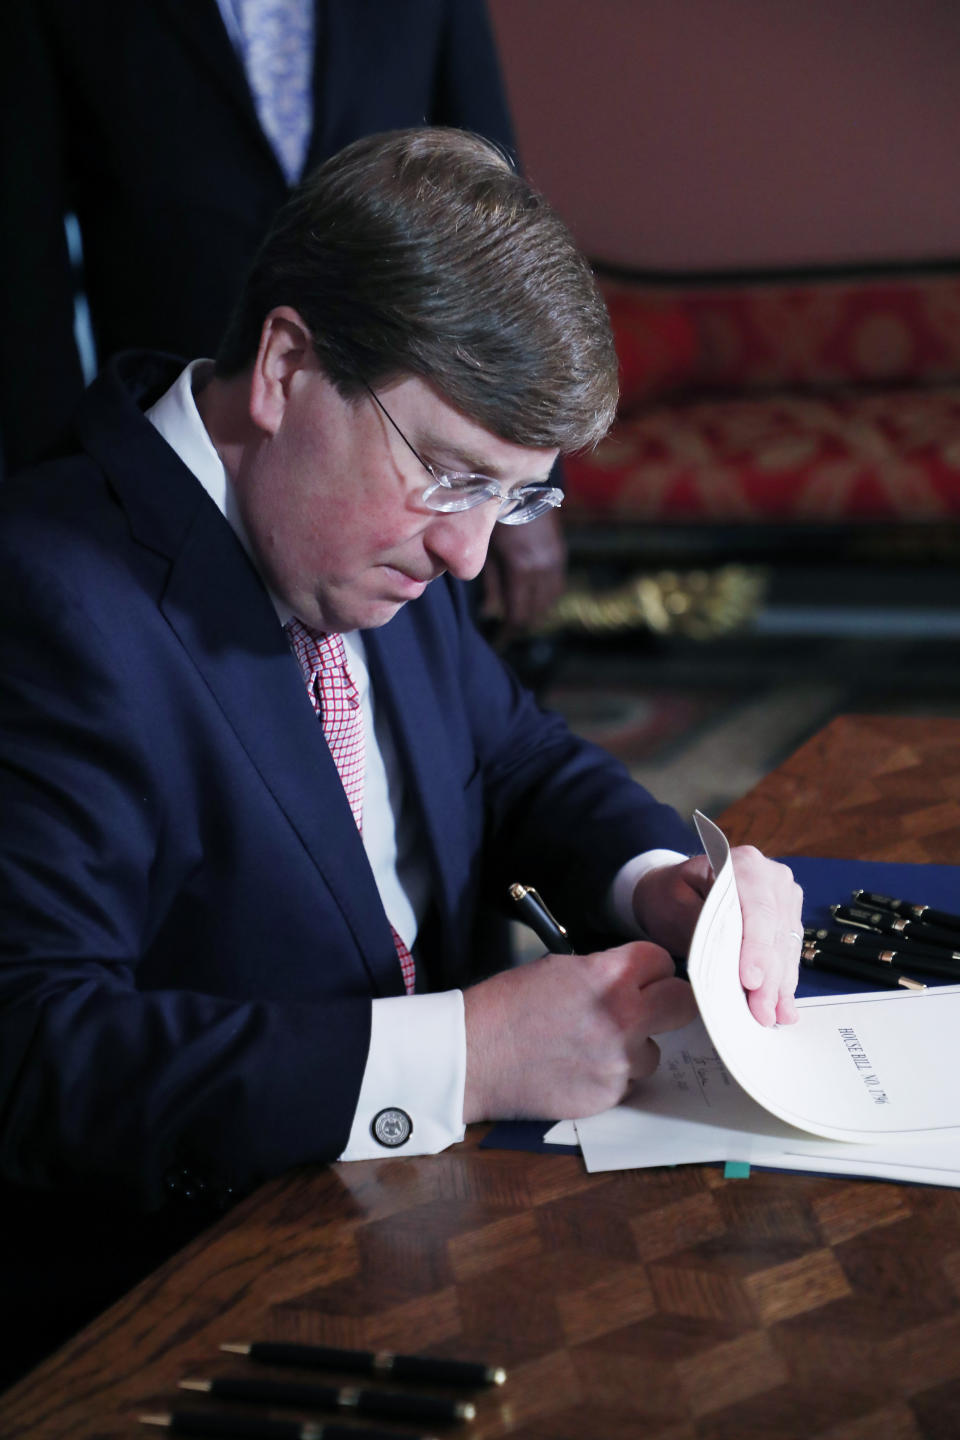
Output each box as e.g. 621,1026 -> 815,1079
423,504 -> 499,581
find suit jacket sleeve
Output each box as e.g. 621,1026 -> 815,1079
436,581 -> 697,952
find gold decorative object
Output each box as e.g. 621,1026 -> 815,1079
538,564 -> 768,640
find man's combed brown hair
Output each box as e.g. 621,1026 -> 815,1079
216,128 -> 618,452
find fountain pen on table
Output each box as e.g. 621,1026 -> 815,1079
178,1376 -> 473,1425
141,1413 -> 438,1440
852,890 -> 960,932
801,943 -> 925,991
804,927 -> 960,981
221,1341 -> 505,1388
831,903 -> 960,953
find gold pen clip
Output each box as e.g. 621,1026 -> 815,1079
511,884 -> 568,939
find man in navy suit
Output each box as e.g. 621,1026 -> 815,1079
0,128 -> 801,1381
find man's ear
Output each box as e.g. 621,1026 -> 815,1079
248,306 -> 315,435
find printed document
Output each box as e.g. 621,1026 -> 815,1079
576,814 -> 960,1180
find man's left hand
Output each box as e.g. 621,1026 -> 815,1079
632,848 -> 802,1027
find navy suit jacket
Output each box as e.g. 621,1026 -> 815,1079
0,0 -> 517,472
0,354 -> 696,1216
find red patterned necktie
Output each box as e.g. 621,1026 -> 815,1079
285,618 -> 416,994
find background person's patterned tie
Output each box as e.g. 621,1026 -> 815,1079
229,0 -> 314,184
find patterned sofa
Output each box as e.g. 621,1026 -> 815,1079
551,265 -> 960,638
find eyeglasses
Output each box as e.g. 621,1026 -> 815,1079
363,382 -> 562,526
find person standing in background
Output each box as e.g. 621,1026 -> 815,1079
0,0 -> 565,629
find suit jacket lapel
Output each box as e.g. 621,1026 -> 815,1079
80,360 -> 405,997
307,0 -> 380,168
157,0 -> 289,180
304,0 -> 332,170
364,611 -> 473,980
161,508 -> 407,996
306,0 -> 343,168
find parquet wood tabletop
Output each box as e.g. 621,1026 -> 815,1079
5,715 -> 960,1440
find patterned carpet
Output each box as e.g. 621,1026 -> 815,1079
525,629 -> 960,825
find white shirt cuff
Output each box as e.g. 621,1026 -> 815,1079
608,849 -> 689,934
338,990 -> 467,1160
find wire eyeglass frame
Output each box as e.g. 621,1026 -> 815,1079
362,381 -> 562,526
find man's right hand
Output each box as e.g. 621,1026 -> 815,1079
461,942 -> 698,1124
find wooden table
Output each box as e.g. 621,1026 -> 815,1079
5,714 -> 960,1440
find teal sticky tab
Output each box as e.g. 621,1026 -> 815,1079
724,1161 -> 751,1179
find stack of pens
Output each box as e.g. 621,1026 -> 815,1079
802,888 -> 960,992
139,1340 -> 507,1440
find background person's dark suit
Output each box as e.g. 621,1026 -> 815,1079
0,0 -> 516,474
0,352 -> 694,1384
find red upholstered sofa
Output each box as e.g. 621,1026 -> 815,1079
554,265 -> 960,638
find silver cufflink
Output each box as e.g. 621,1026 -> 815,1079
370,1107 -> 413,1148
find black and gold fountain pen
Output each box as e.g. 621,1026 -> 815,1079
852,889 -> 960,933
177,1377 -> 473,1425
831,903 -> 960,954
221,1341 -> 506,1388
801,943 -> 925,991
508,883 -> 575,954
805,926 -> 960,981
141,1413 -> 438,1440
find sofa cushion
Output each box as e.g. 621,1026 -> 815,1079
600,273 -> 960,395
602,285 -> 699,410
564,385 -> 960,522
688,279 -> 960,392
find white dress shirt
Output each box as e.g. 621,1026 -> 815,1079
147,361 -> 685,1159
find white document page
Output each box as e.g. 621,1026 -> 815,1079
577,813 -> 960,1175
682,812 -> 960,1143
576,1018 -> 960,1185
543,1121 -> 578,1145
